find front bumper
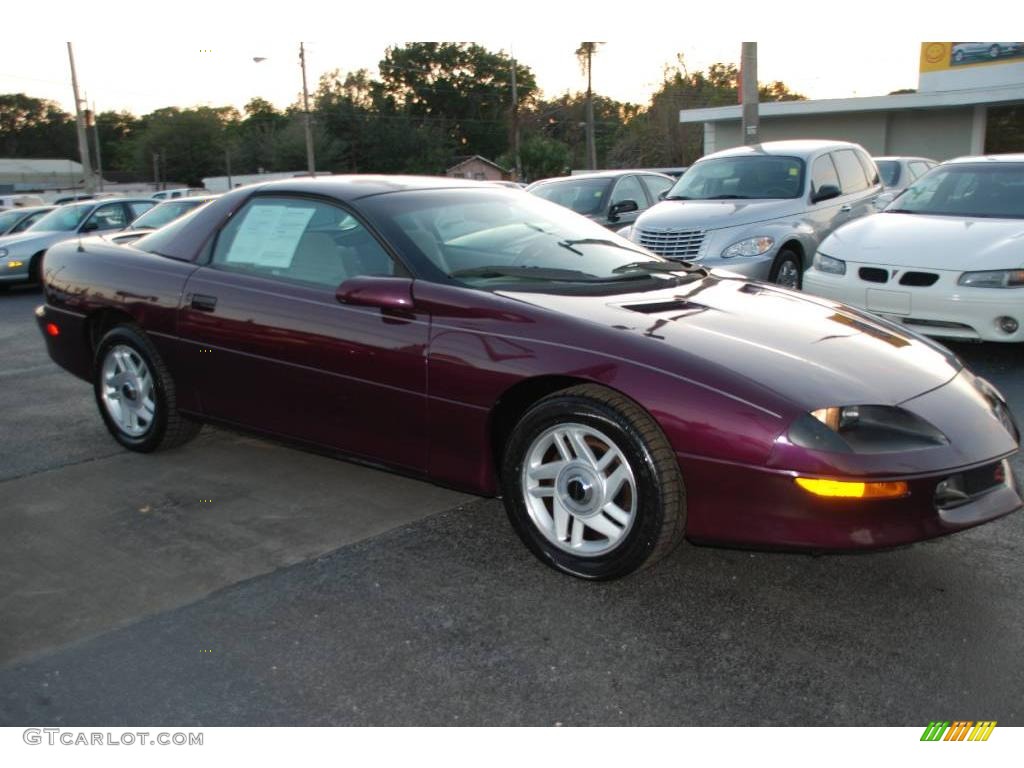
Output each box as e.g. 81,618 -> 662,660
678,452 -> 1022,551
804,264 -> 1024,343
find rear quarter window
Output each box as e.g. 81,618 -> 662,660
832,150 -> 870,194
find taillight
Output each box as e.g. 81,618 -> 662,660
45,323 -> 60,337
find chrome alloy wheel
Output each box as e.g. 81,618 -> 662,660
521,423 -> 638,556
100,344 -> 156,437
775,259 -> 800,289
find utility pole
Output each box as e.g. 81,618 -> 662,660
66,42 -> 96,194
740,42 -> 760,145
299,42 -> 316,176
89,100 -> 103,192
576,42 -> 601,170
511,55 -> 521,182
225,146 -> 233,190
152,152 -> 160,191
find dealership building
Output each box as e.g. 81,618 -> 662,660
681,42 -> 1024,159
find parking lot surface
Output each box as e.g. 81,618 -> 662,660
1,285 -> 1022,725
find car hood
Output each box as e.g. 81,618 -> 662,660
0,230 -> 73,251
501,274 -> 961,412
821,213 -> 1024,270
634,198 -> 804,232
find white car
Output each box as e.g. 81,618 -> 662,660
803,154 -> 1024,343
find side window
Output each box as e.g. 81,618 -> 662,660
640,174 -> 674,202
128,202 -> 156,219
855,150 -> 880,186
810,154 -> 840,197
610,175 -> 648,210
211,196 -> 397,288
84,203 -> 128,231
12,210 -> 48,233
833,150 -> 870,194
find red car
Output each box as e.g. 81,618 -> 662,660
36,177 -> 1022,579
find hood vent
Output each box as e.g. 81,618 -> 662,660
620,299 -> 699,314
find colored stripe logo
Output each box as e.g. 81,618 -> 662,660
921,721 -> 997,741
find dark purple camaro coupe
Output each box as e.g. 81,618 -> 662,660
36,176 -> 1021,579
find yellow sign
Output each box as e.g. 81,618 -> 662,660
920,42 -> 1024,73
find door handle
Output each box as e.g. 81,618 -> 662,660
189,293 -> 218,312
839,204 -> 852,213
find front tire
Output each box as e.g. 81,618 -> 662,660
769,248 -> 803,290
93,325 -> 200,452
501,384 -> 686,579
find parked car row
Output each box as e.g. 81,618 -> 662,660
528,142 -> 1021,345
0,196 -> 217,289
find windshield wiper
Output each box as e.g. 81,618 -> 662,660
705,194 -> 750,200
557,237 -> 648,257
612,260 -> 707,276
451,266 -> 599,281
885,208 -> 918,214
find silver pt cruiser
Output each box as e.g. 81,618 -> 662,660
624,140 -> 882,289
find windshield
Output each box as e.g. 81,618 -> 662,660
666,155 -> 805,200
361,189 -> 702,292
130,199 -> 206,230
28,202 -> 93,232
876,160 -> 901,187
529,177 -> 612,216
888,163 -> 1024,219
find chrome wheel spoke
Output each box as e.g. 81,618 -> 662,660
527,460 -> 565,482
566,428 -> 597,466
584,512 -> 622,540
553,499 -> 571,543
570,516 -> 585,547
602,501 -> 631,526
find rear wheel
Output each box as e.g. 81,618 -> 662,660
769,248 -> 803,290
93,325 -> 200,452
501,384 -> 686,579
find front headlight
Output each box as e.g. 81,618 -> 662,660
721,236 -> 774,258
787,405 -> 948,454
812,252 -> 846,275
957,269 -> 1024,288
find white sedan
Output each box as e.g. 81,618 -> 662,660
803,155 -> 1024,343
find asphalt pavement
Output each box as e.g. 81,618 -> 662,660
1,284 -> 1022,725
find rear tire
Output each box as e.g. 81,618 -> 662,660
93,325 -> 200,452
501,384 -> 686,580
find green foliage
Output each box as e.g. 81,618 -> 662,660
0,48 -> 822,184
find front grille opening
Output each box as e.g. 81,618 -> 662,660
899,272 -> 939,287
859,267 -> 889,283
934,460 -> 1007,510
637,228 -> 705,259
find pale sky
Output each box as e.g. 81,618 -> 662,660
0,1 -> 1004,117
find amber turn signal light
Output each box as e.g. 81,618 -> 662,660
795,477 -> 909,499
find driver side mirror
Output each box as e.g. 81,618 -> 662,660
81,220 -> 99,232
336,276 -> 414,311
811,184 -> 841,204
608,199 -> 639,221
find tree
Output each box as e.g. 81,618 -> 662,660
607,58 -> 806,168
377,42 -> 537,163
0,93 -> 76,158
